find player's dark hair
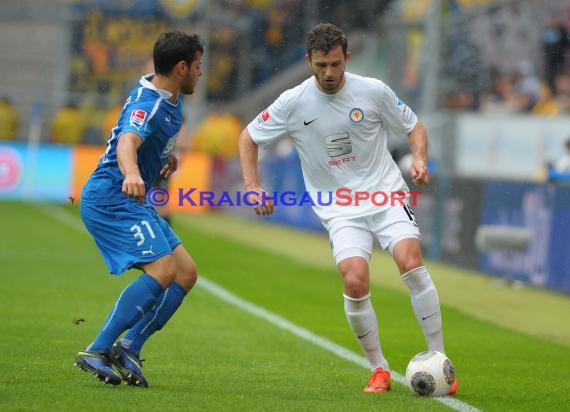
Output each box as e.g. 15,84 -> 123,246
306,23 -> 348,57
153,31 -> 203,75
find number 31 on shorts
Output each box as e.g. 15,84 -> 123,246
130,220 -> 156,246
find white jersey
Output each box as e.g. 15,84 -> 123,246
247,72 -> 418,222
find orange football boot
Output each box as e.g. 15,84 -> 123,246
364,367 -> 392,393
448,377 -> 458,396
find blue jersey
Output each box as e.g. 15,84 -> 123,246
82,74 -> 183,204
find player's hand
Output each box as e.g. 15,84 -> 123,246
410,159 -> 430,186
246,187 -> 274,216
122,173 -> 146,203
160,154 -> 178,179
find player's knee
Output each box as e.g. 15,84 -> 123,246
176,263 -> 198,291
399,260 -> 424,275
397,246 -> 424,273
339,259 -> 369,297
161,260 -> 178,286
393,242 -> 424,274
144,255 -> 177,287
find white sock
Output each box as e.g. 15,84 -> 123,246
402,266 -> 445,353
343,293 -> 389,371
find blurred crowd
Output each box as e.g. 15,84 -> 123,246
207,0 -> 305,100
444,11 -> 570,116
0,97 -> 19,141
1,0 -> 389,151
2,1 -> 570,149
207,0 -> 389,100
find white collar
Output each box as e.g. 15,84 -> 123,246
139,73 -> 173,99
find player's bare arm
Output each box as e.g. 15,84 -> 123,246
408,120 -> 430,186
117,132 -> 145,202
238,128 -> 274,216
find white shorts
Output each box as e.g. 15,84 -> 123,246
324,205 -> 420,264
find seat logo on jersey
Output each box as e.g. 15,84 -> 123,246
130,109 -> 148,129
325,132 -> 352,157
349,108 -> 364,123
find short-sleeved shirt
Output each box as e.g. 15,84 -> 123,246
79,74 -> 183,274
82,74 -> 183,205
247,72 -> 418,222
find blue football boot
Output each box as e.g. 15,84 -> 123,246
111,341 -> 148,387
75,349 -> 122,385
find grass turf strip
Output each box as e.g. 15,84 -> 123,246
1,202 -> 569,411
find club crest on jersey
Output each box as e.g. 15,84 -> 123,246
130,109 -> 147,129
349,108 -> 364,123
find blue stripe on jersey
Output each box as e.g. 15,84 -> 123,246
82,74 -> 183,204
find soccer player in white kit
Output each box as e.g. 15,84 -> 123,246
239,23 -> 457,395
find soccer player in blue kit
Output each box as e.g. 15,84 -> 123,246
75,31 -> 203,387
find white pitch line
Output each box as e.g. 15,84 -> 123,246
197,276 -> 480,412
41,204 -> 480,412
35,203 -> 87,234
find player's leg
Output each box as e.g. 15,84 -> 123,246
328,218 -> 391,393
113,208 -> 197,386
83,207 -> 177,352
74,255 -> 173,385
374,204 -> 444,353
120,244 -> 197,353
75,202 -> 175,384
108,253 -> 185,387
392,238 -> 444,353
392,238 -> 458,395
378,204 -> 457,393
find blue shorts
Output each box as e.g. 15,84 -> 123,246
80,200 -> 181,275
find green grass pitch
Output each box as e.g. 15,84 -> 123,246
0,201 -> 569,411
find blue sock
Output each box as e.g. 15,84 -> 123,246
89,274 -> 163,351
122,282 -> 187,355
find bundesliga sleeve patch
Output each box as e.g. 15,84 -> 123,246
130,109 -> 148,128
256,108 -> 270,125
395,96 -> 408,114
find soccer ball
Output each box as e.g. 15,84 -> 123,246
405,351 -> 455,397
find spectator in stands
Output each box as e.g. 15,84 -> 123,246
0,97 -> 19,140
207,0 -> 258,100
482,62 -> 541,113
260,1 -> 303,70
443,89 -> 476,111
531,83 -> 561,116
511,60 -> 541,112
541,14 -> 569,94
555,138 -> 570,172
554,71 -> 570,114
480,70 -> 518,113
50,101 -> 87,144
191,112 -> 243,158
